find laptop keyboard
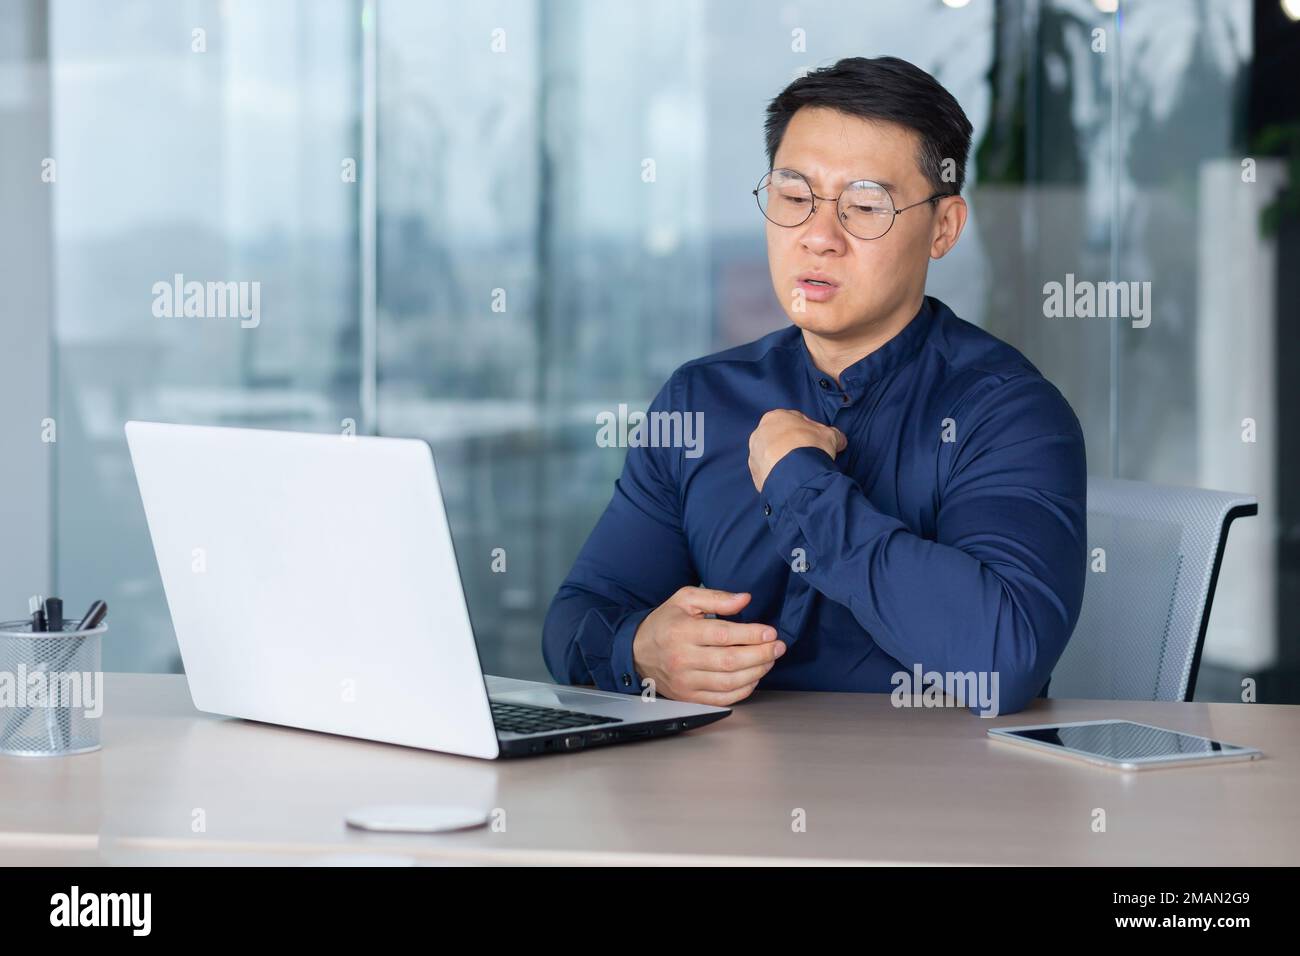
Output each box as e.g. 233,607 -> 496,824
490,700 -> 624,736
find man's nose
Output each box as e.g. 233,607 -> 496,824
800,197 -> 847,254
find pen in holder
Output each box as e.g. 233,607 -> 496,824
0,619 -> 108,756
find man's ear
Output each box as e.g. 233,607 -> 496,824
929,195 -> 968,260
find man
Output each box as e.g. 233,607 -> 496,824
542,56 -> 1087,716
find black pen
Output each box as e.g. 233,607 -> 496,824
29,594 -> 46,632
77,600 -> 108,631
45,597 -> 63,632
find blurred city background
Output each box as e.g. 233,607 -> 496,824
2,0 -> 1298,701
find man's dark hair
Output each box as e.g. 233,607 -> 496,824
763,56 -> 974,195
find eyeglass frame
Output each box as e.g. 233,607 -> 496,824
752,167 -> 954,241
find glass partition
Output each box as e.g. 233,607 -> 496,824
42,0 -> 1287,701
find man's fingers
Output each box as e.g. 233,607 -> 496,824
675,586 -> 752,615
686,683 -> 761,707
691,638 -> 786,672
684,661 -> 774,692
691,619 -> 778,647
814,424 -> 847,454
795,412 -> 847,452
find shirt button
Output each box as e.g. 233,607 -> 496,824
763,503 -> 772,517
818,378 -> 830,390
841,394 -> 850,404
621,673 -> 632,687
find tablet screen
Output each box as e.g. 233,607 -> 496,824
1003,720 -> 1251,761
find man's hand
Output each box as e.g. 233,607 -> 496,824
632,587 -> 785,706
748,409 -> 846,493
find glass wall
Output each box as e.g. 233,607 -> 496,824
42,0 -> 1294,700
49,0 -> 361,672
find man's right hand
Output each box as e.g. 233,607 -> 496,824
631,587 -> 785,706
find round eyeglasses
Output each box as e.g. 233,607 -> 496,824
753,168 -> 951,241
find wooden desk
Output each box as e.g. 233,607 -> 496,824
2,674 -> 1296,865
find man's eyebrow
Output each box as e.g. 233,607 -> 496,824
861,178 -> 898,193
785,167 -> 897,194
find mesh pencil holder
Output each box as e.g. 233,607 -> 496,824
0,619 -> 108,756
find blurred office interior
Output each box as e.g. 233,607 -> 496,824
2,0 -> 1298,701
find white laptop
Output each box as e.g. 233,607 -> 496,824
124,421 -> 729,759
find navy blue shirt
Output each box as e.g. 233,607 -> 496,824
542,296 -> 1087,715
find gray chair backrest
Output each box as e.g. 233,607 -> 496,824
1049,477 -> 1257,702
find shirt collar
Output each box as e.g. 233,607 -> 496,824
801,296 -> 935,406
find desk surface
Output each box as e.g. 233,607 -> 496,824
2,674 -> 1297,866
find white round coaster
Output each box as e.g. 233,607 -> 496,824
344,804 -> 490,834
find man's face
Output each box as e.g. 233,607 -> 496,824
765,106 -> 941,340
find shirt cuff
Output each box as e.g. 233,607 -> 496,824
760,445 -> 836,516
606,606 -> 652,694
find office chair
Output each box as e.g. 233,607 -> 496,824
1048,477 -> 1258,702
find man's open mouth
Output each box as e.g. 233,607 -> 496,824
796,275 -> 840,300
797,272 -> 839,288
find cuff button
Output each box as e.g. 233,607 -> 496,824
621,673 -> 632,687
